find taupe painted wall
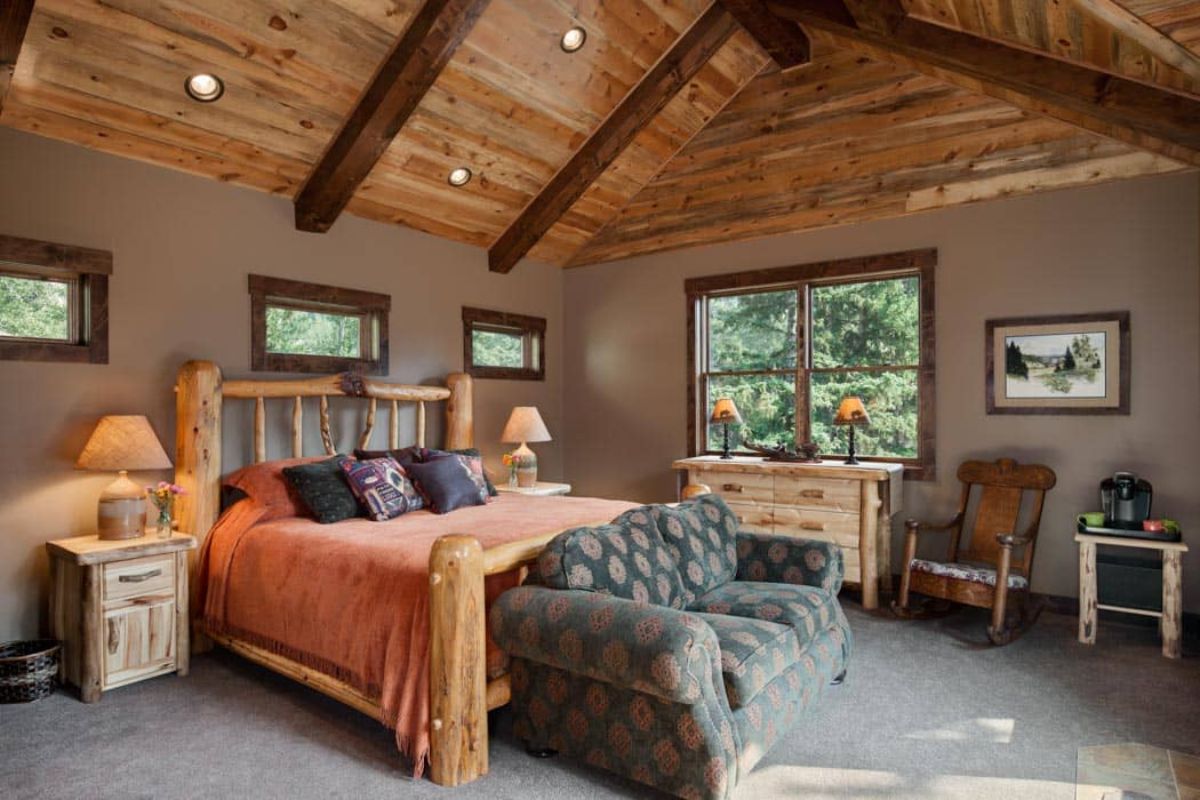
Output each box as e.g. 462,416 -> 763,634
563,172 -> 1200,611
0,129 -> 565,640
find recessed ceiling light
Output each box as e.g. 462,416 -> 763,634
448,167 -> 472,187
185,73 -> 224,103
560,26 -> 587,53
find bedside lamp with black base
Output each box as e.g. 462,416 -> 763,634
710,398 -> 742,460
833,396 -> 870,465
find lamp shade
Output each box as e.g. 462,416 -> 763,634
501,406 -> 552,444
76,415 -> 172,471
709,397 -> 742,424
833,396 -> 870,426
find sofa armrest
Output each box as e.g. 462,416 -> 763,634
735,532 -> 845,594
490,586 -> 721,705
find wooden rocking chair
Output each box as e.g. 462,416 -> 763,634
893,458 -> 1057,645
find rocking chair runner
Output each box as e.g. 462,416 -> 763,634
894,458 -> 1057,645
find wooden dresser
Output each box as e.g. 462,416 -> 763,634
674,456 -> 903,609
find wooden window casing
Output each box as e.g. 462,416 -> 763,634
686,249 -> 937,479
462,307 -> 546,381
249,274 -> 390,374
0,234 -> 110,364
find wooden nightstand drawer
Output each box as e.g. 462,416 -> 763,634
104,598 -> 176,689
103,555 -> 174,603
775,477 -> 860,512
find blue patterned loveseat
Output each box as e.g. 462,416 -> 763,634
490,494 -> 852,800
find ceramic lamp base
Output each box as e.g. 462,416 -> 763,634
97,471 -> 147,541
513,442 -> 538,488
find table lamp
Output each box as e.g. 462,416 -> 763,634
501,406 -> 551,487
76,415 -> 172,540
710,397 -> 742,460
833,396 -> 870,465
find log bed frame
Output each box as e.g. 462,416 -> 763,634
173,360 -> 570,787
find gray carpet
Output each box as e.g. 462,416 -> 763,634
3,608 -> 1197,800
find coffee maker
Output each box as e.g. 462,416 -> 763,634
1100,471 -> 1153,526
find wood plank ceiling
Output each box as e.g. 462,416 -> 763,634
0,0 -> 1196,270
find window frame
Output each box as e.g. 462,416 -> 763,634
462,306 -> 546,381
0,234 -> 110,364
249,274 -> 390,374
686,249 -> 936,479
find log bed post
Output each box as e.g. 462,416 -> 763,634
445,373 -> 473,450
428,534 -> 487,786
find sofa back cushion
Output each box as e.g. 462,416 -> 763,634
537,513 -> 688,609
651,494 -> 739,598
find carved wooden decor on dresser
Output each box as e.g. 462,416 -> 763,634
674,456 -> 902,610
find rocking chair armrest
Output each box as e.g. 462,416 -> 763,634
904,514 -> 964,536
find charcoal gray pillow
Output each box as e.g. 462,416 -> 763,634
282,456 -> 360,524
425,448 -> 498,497
405,456 -> 487,514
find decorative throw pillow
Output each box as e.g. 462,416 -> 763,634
404,456 -> 488,514
340,457 -> 423,521
651,494 -> 739,598
424,448 -> 498,497
282,456 -> 360,524
223,456 -> 325,521
537,512 -> 689,609
352,446 -> 423,467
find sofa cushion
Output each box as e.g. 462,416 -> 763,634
693,613 -> 799,709
651,495 -> 738,599
688,581 -> 842,647
537,517 -> 689,609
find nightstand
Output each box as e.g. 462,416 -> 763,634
495,481 -> 572,497
46,532 -> 196,702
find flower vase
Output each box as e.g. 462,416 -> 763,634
155,507 -> 172,539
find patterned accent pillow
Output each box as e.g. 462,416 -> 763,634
651,494 -> 739,598
282,455 -> 360,524
340,457 -> 423,521
538,514 -> 689,609
424,448 -> 498,497
404,455 -> 488,514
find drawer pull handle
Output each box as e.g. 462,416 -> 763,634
800,489 -> 825,499
119,568 -> 162,583
800,522 -> 826,532
722,483 -> 744,493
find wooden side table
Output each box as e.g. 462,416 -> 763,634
46,532 -> 197,701
495,481 -> 572,497
1075,532 -> 1187,659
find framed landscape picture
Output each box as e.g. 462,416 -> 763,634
986,312 -> 1130,415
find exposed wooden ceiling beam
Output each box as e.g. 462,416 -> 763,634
0,0 -> 35,112
720,0 -> 811,68
840,0 -> 906,34
487,4 -> 740,274
769,1 -> 1200,166
1072,0 -> 1200,84
293,0 -> 491,234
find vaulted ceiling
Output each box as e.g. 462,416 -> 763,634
1,0 -> 1197,271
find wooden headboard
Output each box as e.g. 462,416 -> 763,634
172,360 -> 474,554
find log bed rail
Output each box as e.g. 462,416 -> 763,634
173,360 -> 557,787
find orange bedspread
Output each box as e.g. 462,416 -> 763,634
199,490 -> 635,775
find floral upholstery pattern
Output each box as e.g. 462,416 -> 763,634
692,613 -> 799,709
492,500 -> 852,800
735,532 -> 845,594
909,558 -> 1030,589
652,495 -> 739,600
537,516 -> 689,609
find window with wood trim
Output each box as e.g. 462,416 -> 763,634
0,234 -> 110,364
687,250 -> 936,478
249,274 -> 389,374
462,307 -> 545,380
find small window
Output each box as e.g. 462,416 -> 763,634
0,234 -> 110,363
462,307 -> 545,380
249,274 -> 389,374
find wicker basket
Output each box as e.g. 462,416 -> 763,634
0,640 -> 61,703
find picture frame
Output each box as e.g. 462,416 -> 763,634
985,312 -> 1130,415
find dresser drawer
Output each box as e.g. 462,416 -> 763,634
103,555 -> 175,603
775,477 -> 861,513
727,505 -> 773,534
699,470 -> 774,505
773,508 -> 861,549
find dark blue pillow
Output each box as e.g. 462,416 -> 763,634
405,456 -> 487,514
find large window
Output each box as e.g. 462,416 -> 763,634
249,274 -> 389,374
0,233 -> 110,363
462,306 -> 545,380
688,250 -> 935,477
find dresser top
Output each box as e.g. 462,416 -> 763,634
46,532 -> 196,564
674,455 -> 903,482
